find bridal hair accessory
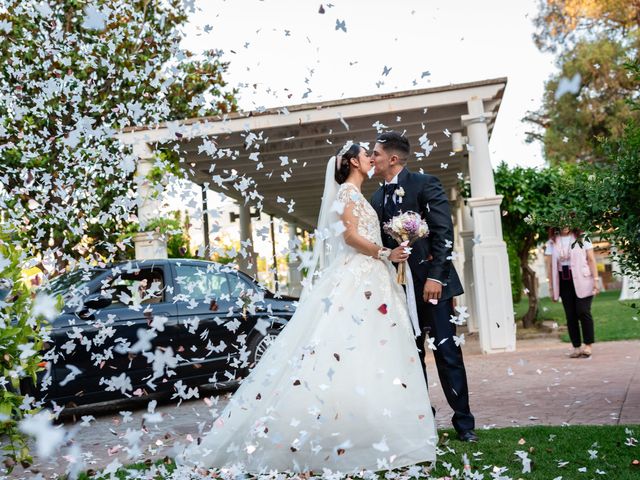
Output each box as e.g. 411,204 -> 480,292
335,140 -> 355,170
338,140 -> 354,157
331,140 -> 353,172
383,211 -> 429,285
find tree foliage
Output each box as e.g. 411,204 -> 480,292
0,0 -> 236,275
540,64 -> 640,278
0,228 -> 53,470
0,0 -> 237,468
125,210 -> 195,259
603,120 -> 640,278
526,1 -> 640,164
524,35 -> 639,164
495,162 -> 561,327
533,0 -> 640,53
531,0 -> 640,280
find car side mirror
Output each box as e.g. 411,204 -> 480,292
83,294 -> 111,311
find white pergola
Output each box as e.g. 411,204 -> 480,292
118,77 -> 516,354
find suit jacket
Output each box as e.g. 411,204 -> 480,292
371,168 -> 464,301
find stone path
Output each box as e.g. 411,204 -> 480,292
427,335 -> 640,428
8,336 -> 640,479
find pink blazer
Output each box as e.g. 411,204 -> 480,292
547,236 -> 595,300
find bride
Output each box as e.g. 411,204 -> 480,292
180,143 -> 437,475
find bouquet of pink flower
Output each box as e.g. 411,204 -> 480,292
383,211 -> 429,284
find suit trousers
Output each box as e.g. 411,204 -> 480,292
414,297 -> 475,433
559,272 -> 595,348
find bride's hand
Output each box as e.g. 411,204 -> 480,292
389,246 -> 410,263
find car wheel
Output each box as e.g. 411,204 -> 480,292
246,328 -> 279,370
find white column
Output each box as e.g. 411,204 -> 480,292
463,96 -> 515,353
620,276 -> 640,300
287,222 -> 303,297
459,201 -> 478,333
451,188 -> 465,279
465,98 -> 496,198
201,183 -> 211,258
451,189 -> 477,333
238,204 -> 257,277
133,143 -> 167,260
613,249 -> 640,300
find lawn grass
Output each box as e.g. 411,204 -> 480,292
429,425 -> 639,479
514,290 -> 640,342
78,425 -> 640,479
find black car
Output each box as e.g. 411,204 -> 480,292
22,259 -> 296,407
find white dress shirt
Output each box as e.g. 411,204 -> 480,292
384,170 -> 403,205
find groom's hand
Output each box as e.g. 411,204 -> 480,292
389,246 -> 409,263
423,279 -> 442,302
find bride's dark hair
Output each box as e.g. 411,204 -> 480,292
334,143 -> 361,184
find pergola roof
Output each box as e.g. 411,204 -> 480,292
119,77 -> 507,230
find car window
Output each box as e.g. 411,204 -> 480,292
100,268 -> 165,309
174,265 -> 229,300
46,268 -> 105,298
226,273 -> 254,296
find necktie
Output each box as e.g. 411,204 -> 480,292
384,183 -> 397,198
383,183 -> 397,219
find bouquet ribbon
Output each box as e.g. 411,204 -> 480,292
396,240 -> 411,285
404,262 -> 422,338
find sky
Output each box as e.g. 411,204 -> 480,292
181,0 -> 558,169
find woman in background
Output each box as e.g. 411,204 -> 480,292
545,227 -> 599,358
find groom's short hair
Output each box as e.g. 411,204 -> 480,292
376,131 -> 410,164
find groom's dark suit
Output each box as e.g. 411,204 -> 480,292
371,167 -> 475,434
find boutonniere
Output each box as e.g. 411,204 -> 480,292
394,186 -> 405,204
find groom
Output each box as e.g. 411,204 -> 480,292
371,131 -> 477,442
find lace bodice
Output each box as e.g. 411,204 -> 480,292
336,183 -> 382,244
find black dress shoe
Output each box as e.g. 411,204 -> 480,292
458,430 -> 479,442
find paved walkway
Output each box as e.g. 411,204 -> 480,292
9,336 -> 640,479
427,335 -> 640,428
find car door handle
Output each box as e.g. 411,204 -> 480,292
144,311 -> 173,319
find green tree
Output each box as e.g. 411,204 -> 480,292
601,112 -> 640,278
530,1 -> 640,280
495,162 -> 561,328
532,0 -> 640,53
524,35 -> 638,164
0,228 -> 53,470
125,210 -> 195,259
525,1 -> 640,164
541,64 -> 640,279
0,0 -> 236,274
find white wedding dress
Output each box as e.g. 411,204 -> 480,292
181,181 -> 437,474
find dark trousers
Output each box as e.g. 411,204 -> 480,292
415,297 -> 475,433
559,272 -> 595,348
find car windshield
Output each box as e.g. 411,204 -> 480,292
45,268 -> 105,297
